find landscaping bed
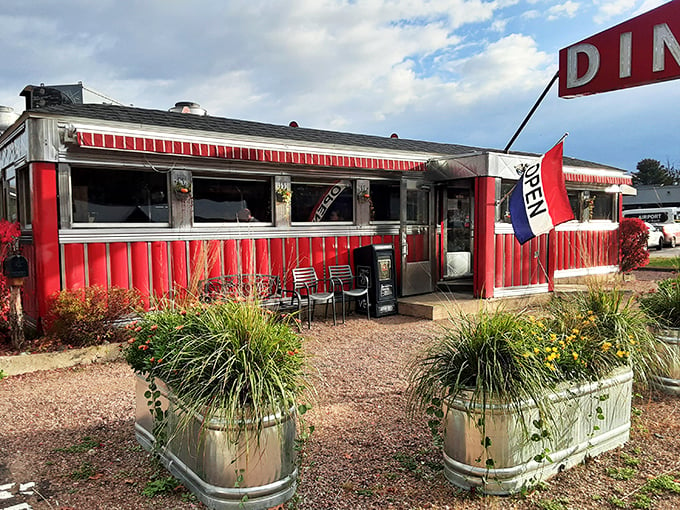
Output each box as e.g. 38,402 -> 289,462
1,271 -> 679,509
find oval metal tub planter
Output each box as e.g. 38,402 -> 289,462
651,328 -> 680,395
442,366 -> 633,495
134,376 -> 297,510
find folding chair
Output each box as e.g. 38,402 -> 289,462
328,265 -> 370,323
292,267 -> 337,328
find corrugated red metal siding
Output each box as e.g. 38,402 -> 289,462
493,232 -> 550,289
58,234 -> 404,303
492,228 -> 618,291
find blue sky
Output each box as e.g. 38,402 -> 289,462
0,0 -> 676,172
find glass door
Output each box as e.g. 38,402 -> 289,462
400,179 -> 434,296
444,183 -> 473,278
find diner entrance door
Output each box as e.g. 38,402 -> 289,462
400,179 -> 434,296
443,182 -> 473,279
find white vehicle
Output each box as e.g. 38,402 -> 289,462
623,207 -> 680,247
644,222 -> 665,251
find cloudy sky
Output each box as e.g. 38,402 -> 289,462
0,0 -> 677,172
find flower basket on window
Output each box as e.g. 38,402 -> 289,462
174,178 -> 192,199
276,186 -> 292,204
357,185 -> 371,204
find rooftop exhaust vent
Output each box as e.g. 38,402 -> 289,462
390,133 -> 399,139
169,102 -> 207,116
0,106 -> 19,134
289,121 -> 299,127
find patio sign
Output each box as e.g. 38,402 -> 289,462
559,0 -> 680,97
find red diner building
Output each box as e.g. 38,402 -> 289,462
0,84 -> 633,327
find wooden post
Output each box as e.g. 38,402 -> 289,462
8,279 -> 24,350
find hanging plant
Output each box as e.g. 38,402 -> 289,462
357,185 -> 370,203
174,178 -> 192,199
276,186 -> 292,204
584,195 -> 595,221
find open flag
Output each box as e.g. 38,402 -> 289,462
509,140 -> 574,244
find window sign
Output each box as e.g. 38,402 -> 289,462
291,180 -> 353,222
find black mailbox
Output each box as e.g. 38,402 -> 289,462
3,254 -> 29,279
353,244 -> 398,317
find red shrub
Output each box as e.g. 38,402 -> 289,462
45,286 -> 144,347
619,217 -> 649,273
0,220 -> 21,343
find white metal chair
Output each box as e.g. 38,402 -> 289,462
292,267 -> 337,328
328,265 -> 370,323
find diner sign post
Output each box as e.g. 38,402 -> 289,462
559,0 -> 680,98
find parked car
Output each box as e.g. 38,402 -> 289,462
645,222 -> 665,251
624,208 -> 680,247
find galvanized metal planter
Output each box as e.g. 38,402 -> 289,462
652,328 -> 680,395
134,376 -> 297,510
442,366 -> 633,495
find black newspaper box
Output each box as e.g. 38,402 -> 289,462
353,244 -> 398,317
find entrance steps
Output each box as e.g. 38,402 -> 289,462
397,292 -> 552,321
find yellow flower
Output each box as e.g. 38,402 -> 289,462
572,352 -> 579,361
601,342 -> 612,352
534,347 -> 540,354
546,347 -> 552,353
616,350 -> 629,358
550,333 -> 557,342
552,346 -> 558,352
572,328 -> 580,335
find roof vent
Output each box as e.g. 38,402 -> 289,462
0,106 -> 19,134
289,120 -> 299,127
169,101 -> 207,116
390,133 -> 399,139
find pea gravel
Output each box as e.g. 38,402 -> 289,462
1,271 -> 679,510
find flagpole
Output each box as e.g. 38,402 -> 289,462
503,70 -> 559,153
497,132 -> 568,208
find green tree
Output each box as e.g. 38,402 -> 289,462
632,158 -> 674,186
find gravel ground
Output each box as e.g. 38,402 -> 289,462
1,271 -> 679,510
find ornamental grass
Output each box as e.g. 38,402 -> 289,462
407,285 -> 666,435
639,272 -> 680,329
123,299 -> 309,442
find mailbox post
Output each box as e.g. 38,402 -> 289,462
3,253 -> 28,350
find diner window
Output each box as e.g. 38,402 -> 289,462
406,188 -> 428,224
370,181 -> 400,222
193,177 -> 271,223
568,190 -> 581,220
586,192 -> 614,221
291,180 -> 353,222
4,167 -> 17,223
496,179 -> 515,222
71,167 -> 168,224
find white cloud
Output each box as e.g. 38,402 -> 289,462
444,33 -> 554,104
593,0 -> 637,24
547,1 -> 580,21
633,0 -> 669,16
